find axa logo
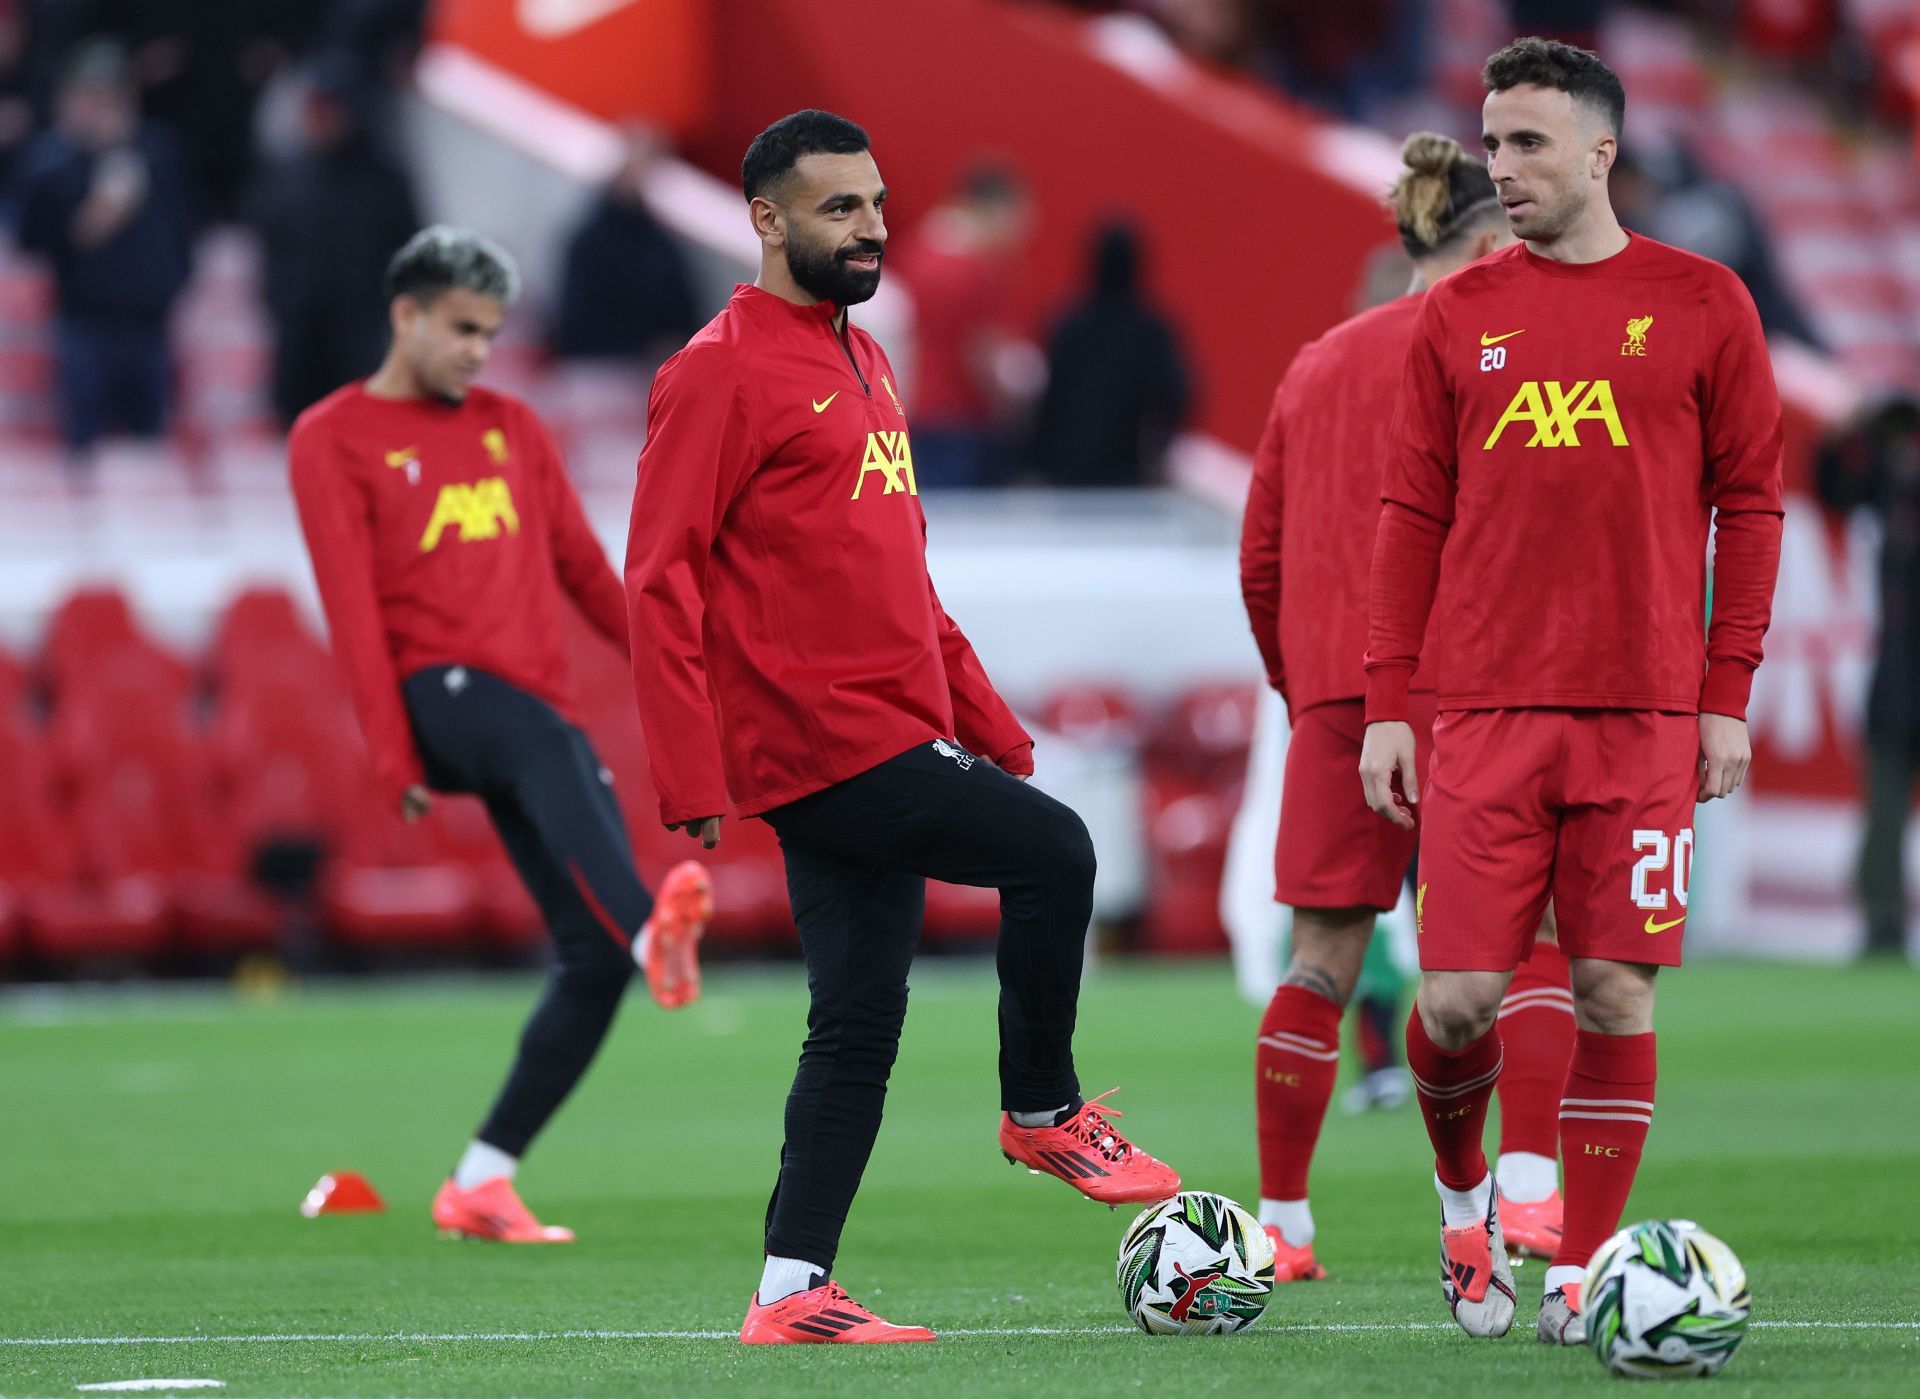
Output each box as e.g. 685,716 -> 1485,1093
1483,379 -> 1628,449
852,430 -> 917,500
419,476 -> 520,551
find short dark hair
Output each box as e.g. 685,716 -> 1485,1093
384,225 -> 519,306
741,109 -> 870,203
1482,36 -> 1625,137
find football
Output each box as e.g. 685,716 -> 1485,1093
1116,1191 -> 1276,1335
1583,1219 -> 1751,1378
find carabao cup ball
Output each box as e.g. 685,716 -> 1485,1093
1583,1219 -> 1751,1378
1116,1191 -> 1275,1335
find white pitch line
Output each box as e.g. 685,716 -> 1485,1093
2,1320 -> 1914,1347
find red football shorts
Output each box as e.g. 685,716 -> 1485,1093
1275,693 -> 1438,912
1416,708 -> 1700,971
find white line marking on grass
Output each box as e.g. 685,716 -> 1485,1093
3,1321 -> 1914,1347
74,1382 -> 225,1391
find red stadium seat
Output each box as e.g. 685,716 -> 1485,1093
320,770 -> 476,952
1136,683 -> 1260,954
208,586 -> 331,693
39,586 -> 192,703
27,663 -> 197,963
1037,683 -> 1146,750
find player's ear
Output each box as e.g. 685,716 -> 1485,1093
749,195 -> 786,249
1592,133 -> 1617,181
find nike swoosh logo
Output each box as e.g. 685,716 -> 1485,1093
812,393 -> 840,413
384,447 -> 418,468
1480,330 -> 1526,347
1644,913 -> 1687,935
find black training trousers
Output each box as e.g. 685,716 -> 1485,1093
402,664 -> 654,1158
759,738 -> 1096,1268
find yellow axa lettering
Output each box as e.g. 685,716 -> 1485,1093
1482,379 -> 1629,450
852,430 -> 917,500
419,476 -> 521,552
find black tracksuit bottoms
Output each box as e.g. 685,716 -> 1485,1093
759,738 -> 1096,1269
403,664 -> 654,1158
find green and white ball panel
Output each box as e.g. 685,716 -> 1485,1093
1116,1191 -> 1276,1335
1583,1219 -> 1752,1378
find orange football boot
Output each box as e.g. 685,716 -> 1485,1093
1497,1188 -> 1564,1261
739,1281 -> 935,1344
431,1176 -> 574,1243
998,1088 -> 1180,1207
1262,1224 -> 1329,1282
639,860 -> 713,1010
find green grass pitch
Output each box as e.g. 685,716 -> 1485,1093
2,959 -> 1916,1396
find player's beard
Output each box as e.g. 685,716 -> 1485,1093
785,229 -> 884,307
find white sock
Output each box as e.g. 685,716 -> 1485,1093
1545,1264 -> 1585,1295
453,1139 -> 517,1190
1495,1151 -> 1559,1203
757,1254 -> 827,1304
1257,1198 -> 1314,1248
1435,1170 -> 1493,1229
1009,1103 -> 1071,1128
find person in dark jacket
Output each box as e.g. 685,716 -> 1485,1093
550,126 -> 698,365
1817,396 -> 1920,959
11,39 -> 193,453
248,51 -> 420,426
1029,220 -> 1189,487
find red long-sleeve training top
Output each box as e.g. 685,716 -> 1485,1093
1240,290 -> 1437,713
1365,235 -> 1784,723
625,283 -> 1033,825
289,383 -> 629,802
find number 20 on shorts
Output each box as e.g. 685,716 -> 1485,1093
1630,828 -> 1694,911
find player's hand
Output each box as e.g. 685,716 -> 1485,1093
1359,720 -> 1419,830
1697,713 -> 1751,801
400,785 -> 433,823
670,815 -> 723,849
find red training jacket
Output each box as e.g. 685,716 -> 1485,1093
1240,290 -> 1437,715
289,383 -> 629,802
1365,235 -> 1784,723
625,284 -> 1033,825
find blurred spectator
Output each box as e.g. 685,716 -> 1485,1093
1029,220 -> 1189,488
0,0 -> 38,196
1610,141 -> 1824,349
1504,1 -> 1604,50
1816,396 -> 1920,960
892,163 -> 1031,489
11,39 -> 192,453
549,126 -> 698,367
69,0 -> 328,221
248,52 -> 420,427
1261,0 -> 1428,124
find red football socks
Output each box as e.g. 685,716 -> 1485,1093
1255,985 -> 1344,1201
1406,1007 -> 1503,1191
1553,1029 -> 1657,1272
1496,941 -> 1575,1162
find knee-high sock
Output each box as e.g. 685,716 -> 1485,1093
1495,941 -> 1575,1170
1406,1008 -> 1502,1192
1255,986 -> 1343,1202
1552,1029 -> 1657,1274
